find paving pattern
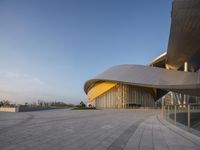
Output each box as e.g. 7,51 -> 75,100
0,109 -> 199,150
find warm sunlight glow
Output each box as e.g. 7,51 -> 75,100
88,82 -> 117,101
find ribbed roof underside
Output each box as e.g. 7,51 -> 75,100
166,0 -> 200,71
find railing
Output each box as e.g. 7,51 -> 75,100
163,104 -> 200,130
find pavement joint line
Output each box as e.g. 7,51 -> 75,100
151,118 -> 155,150
156,115 -> 200,147
0,113 -> 34,134
137,122 -> 146,150
1,110 -> 199,150
107,119 -> 144,150
158,117 -> 170,150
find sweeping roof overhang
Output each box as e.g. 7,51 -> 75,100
166,0 -> 200,71
84,65 -> 200,97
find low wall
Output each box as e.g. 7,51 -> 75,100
0,107 -> 19,112
0,106 -> 55,112
18,106 -> 54,112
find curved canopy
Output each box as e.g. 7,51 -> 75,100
166,0 -> 200,71
84,65 -> 200,97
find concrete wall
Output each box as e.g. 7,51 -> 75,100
0,107 -> 19,112
0,106 -> 55,112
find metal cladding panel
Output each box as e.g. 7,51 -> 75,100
166,0 -> 200,70
84,65 -> 200,97
87,82 -> 117,101
149,52 -> 167,68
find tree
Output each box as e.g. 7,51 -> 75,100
0,101 -> 3,107
0,100 -> 10,107
80,101 -> 86,107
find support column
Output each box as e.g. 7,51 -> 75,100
184,62 -> 188,72
174,105 -> 177,125
183,62 -> 188,107
170,92 -> 174,105
162,96 -> 164,116
188,105 -> 191,129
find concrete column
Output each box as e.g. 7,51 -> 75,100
184,62 -> 188,72
177,93 -> 181,105
170,92 -> 174,105
174,105 -> 176,125
167,105 -> 169,120
188,105 -> 190,129
162,96 -> 164,116
183,62 -> 188,107
162,96 -> 164,107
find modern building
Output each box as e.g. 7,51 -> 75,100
84,0 -> 200,109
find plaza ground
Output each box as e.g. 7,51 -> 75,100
0,109 -> 200,150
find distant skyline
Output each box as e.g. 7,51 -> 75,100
0,0 -> 172,104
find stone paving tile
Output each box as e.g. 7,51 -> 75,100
0,109 -> 200,150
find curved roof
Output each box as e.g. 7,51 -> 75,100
149,52 -> 167,68
84,0 -> 200,99
84,65 -> 200,97
166,0 -> 200,71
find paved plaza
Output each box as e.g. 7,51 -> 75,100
0,109 -> 200,150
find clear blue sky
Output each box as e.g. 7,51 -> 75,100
0,0 -> 172,104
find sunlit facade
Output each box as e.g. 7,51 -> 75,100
89,82 -> 154,109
